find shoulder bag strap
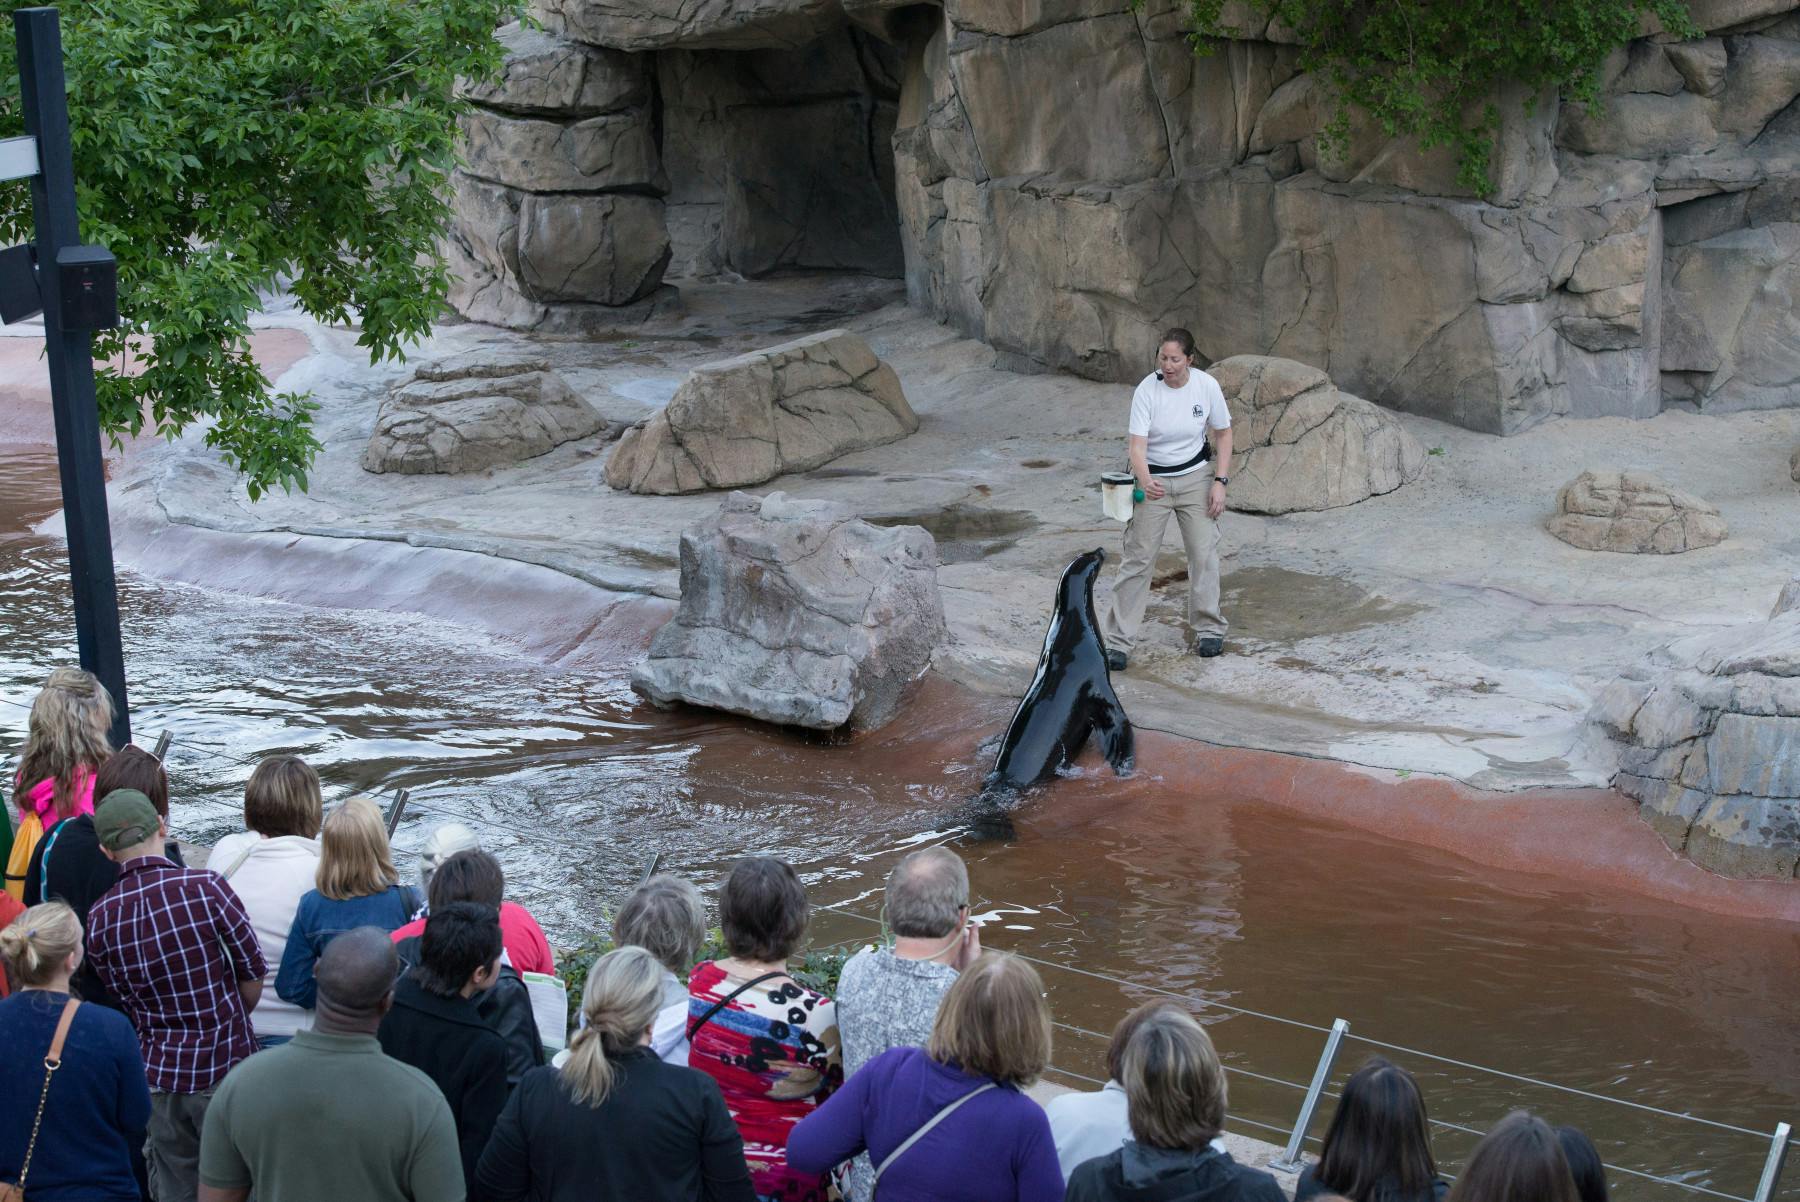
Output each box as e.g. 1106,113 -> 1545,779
872,1081 -> 998,1196
11,999 -> 79,1194
686,970 -> 787,1044
219,841 -> 259,882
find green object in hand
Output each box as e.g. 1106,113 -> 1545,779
1133,487 -> 1146,504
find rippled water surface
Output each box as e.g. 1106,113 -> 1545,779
2,446 -> 1795,1200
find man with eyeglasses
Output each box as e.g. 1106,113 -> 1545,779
834,846 -> 983,1202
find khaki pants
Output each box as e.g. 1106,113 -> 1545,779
147,1089 -> 213,1202
1100,468 -> 1226,652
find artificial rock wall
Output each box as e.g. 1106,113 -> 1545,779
450,0 -> 1800,433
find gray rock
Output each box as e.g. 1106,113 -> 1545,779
446,172 -> 673,328
1686,0 -> 1800,30
457,109 -> 664,194
606,330 -> 919,494
458,24 -> 648,115
1661,223 -> 1800,411
1556,91 -> 1720,158
1205,355 -> 1427,514
1667,38 -> 1730,98
1776,573 -> 1800,616
948,14 -> 1170,184
1605,41 -> 1686,95
1792,445 -> 1800,483
1546,469 -> 1728,553
631,491 -> 946,731
516,191 -> 672,305
1714,35 -> 1800,139
1594,611 -> 1800,878
362,358 -> 602,475
533,0 -> 841,51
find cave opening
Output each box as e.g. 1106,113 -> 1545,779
652,23 -> 908,284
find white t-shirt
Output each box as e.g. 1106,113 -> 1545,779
1128,370 -> 1231,477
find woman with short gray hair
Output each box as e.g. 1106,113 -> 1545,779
1066,1006 -> 1285,1202
613,874 -> 707,1065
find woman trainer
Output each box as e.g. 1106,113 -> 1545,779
1101,328 -> 1234,669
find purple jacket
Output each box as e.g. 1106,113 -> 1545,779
788,1046 -> 1065,1202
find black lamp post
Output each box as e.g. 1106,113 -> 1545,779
3,7 -> 129,748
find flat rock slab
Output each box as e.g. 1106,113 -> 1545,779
1546,469 -> 1727,553
363,354 -> 602,475
606,329 -> 919,494
1207,355 -> 1427,514
631,490 -> 946,731
1593,610 -> 1800,879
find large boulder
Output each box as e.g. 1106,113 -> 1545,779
362,354 -> 601,475
1592,611 -> 1800,878
632,491 -> 946,731
1546,470 -> 1728,554
1205,355 -> 1427,514
605,330 -> 919,494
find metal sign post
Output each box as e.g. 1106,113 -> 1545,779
13,7 -> 130,748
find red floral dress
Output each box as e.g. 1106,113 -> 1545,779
687,961 -> 843,1202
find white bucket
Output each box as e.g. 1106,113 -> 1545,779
1100,472 -> 1136,523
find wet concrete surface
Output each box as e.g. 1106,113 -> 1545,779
17,276 -> 1800,795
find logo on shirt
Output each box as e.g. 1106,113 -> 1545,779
1192,404 -> 1205,418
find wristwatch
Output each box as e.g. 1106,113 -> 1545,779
1213,475 -> 1229,486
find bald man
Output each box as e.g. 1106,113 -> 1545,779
198,927 -> 464,1202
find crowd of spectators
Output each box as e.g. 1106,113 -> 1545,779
4,669 -> 1622,1202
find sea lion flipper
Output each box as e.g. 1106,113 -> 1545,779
1090,695 -> 1135,776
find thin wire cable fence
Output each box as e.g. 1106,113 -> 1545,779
1,702 -> 1793,1199
809,886 -> 1793,1202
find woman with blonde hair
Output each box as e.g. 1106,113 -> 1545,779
1066,1005 -> 1285,1202
789,951 -> 1063,1201
273,796 -> 418,1013
212,755 -> 325,1044
0,902 -> 149,1200
475,945 -> 755,1202
5,668 -> 113,898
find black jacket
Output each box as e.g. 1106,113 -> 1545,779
22,817 -> 184,1012
395,934 -> 545,1089
475,1049 -> 755,1202
1067,1144 -> 1289,1202
1295,1166 -> 1451,1202
377,973 -> 511,1191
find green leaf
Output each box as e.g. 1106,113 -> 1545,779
0,0 -> 525,498
1185,0 -> 1699,196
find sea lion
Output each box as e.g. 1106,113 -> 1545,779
978,547 -> 1134,810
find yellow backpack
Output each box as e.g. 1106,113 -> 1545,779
3,811 -> 44,902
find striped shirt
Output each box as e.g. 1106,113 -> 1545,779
87,855 -> 266,1093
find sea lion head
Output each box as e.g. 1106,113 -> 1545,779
1056,547 -> 1107,611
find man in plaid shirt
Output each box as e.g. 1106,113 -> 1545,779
87,791 -> 267,1202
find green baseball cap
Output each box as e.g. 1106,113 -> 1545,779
94,790 -> 161,852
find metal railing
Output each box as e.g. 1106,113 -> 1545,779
1,698 -> 1793,1201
